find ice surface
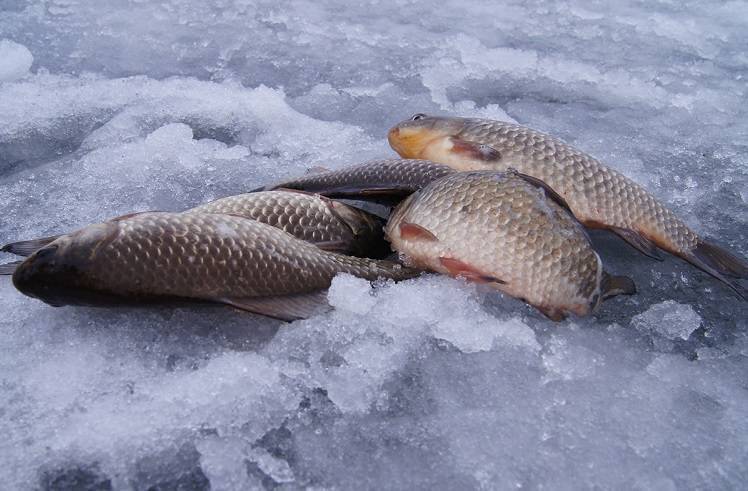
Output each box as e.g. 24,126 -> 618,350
632,300 -> 702,341
0,39 -> 32,82
0,0 -> 746,489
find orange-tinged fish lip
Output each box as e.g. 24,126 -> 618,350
388,125 -> 448,159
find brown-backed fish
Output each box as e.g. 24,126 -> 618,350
388,114 -> 747,298
257,159 -> 455,203
11,212 -> 418,320
385,170 -> 635,320
2,191 -> 388,260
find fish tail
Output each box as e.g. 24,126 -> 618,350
0,261 -> 22,275
683,239 -> 747,300
2,235 -> 60,257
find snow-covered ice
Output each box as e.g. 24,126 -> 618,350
0,0 -> 746,489
0,39 -> 33,82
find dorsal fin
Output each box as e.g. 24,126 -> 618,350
510,170 -> 573,215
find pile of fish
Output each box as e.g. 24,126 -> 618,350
2,115 -> 746,321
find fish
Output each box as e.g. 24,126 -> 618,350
388,114 -> 748,298
187,191 -> 388,257
385,170 -> 636,321
1,191 -> 389,261
257,159 -> 456,204
11,212 -> 419,321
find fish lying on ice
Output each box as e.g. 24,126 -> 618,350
11,212 -> 418,320
385,170 -> 635,320
258,159 -> 455,204
2,190 -> 389,260
388,114 -> 747,298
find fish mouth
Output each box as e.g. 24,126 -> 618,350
388,125 -> 447,159
12,245 -> 61,301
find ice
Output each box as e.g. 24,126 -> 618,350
632,300 -> 703,340
0,0 -> 747,489
0,39 -> 32,82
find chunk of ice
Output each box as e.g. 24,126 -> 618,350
0,39 -> 32,82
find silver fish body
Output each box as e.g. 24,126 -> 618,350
12,212 -> 418,320
388,114 -> 747,298
385,170 -> 634,320
259,159 -> 455,203
2,191 -> 388,259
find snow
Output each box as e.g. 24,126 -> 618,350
0,0 -> 746,489
0,39 -> 32,82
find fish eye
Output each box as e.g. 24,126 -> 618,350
410,113 -> 427,121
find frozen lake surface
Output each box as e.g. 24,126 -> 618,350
0,0 -> 746,489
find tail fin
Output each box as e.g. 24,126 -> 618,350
0,261 -> 22,275
2,235 -> 60,257
691,240 -> 748,278
684,239 -> 747,300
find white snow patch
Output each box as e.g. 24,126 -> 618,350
0,39 -> 33,82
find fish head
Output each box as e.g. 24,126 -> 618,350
389,114 -> 465,157
12,222 -> 118,306
389,114 -> 499,171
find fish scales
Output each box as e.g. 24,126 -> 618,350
263,159 -> 456,196
188,191 -> 384,256
385,171 -> 612,320
12,212 -> 416,308
389,115 -> 747,297
454,119 -> 697,252
2,191 -> 386,259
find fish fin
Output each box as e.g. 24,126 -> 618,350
306,165 -> 331,174
536,305 -> 567,322
219,291 -> 331,321
1,235 -> 60,256
274,184 -> 411,204
688,239 -> 748,279
438,257 -> 505,285
273,187 -> 319,197
681,242 -> 747,300
110,211 -> 159,222
312,240 -> 352,253
0,261 -> 23,275
609,227 -> 664,260
511,171 -> 574,216
449,137 -> 502,162
601,272 -> 637,300
400,222 -> 438,242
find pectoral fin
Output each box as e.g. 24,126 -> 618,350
400,222 -> 438,242
438,257 -> 505,285
219,291 -> 331,321
449,137 -> 502,162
